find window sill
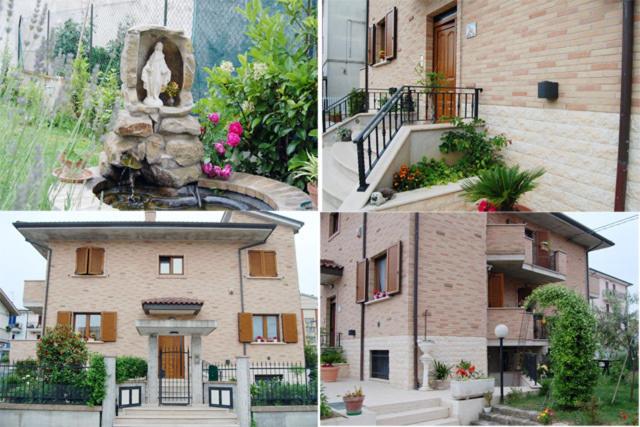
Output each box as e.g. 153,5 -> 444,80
328,231 -> 340,242
156,275 -> 187,279
70,274 -> 108,278
365,296 -> 391,305
250,342 -> 286,345
244,276 -> 283,280
372,60 -> 390,68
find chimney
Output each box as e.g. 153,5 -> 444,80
144,211 -> 157,222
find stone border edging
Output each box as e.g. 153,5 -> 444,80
0,403 -> 102,412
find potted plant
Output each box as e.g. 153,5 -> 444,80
162,81 -> 180,106
461,165 -> 545,211
255,336 -> 265,343
56,147 -> 92,183
450,360 -> 495,400
379,50 -> 386,61
537,408 -> 554,425
321,348 -> 345,382
289,151 -> 318,208
342,386 -> 365,416
483,391 -> 493,414
336,126 -> 352,142
432,360 -> 451,390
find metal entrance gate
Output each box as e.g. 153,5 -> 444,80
159,347 -> 191,405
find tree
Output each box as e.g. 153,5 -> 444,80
53,19 -> 89,60
525,284 -> 599,408
37,324 -> 88,384
595,291 -> 638,403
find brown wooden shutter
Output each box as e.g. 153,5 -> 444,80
386,242 -> 402,295
488,273 -> 504,308
88,247 -> 105,275
356,259 -> 367,303
263,251 -> 278,277
281,313 -> 298,343
238,312 -> 253,343
101,312 -> 117,342
535,230 -> 551,268
75,247 -> 89,275
248,251 -> 263,276
385,7 -> 397,60
368,25 -> 375,65
57,311 -> 72,327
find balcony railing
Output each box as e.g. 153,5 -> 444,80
352,86 -> 482,191
322,88 -> 392,132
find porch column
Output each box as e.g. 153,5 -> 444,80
147,334 -> 158,404
101,356 -> 116,427
191,335 -> 203,405
236,356 -> 251,427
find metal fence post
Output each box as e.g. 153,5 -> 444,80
163,0 -> 169,26
236,356 -> 251,427
102,356 -> 116,427
473,88 -> 482,119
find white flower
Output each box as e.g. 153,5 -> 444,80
241,101 -> 255,113
220,61 -> 235,73
253,62 -> 268,79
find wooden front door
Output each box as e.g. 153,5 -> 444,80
159,336 -> 185,379
328,297 -> 336,347
433,12 -> 457,120
488,273 -> 505,308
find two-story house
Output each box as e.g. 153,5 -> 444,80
589,267 -> 633,313
320,212 -> 613,390
0,288 -> 19,362
9,211 -> 306,405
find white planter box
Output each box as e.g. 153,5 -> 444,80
450,378 -> 495,400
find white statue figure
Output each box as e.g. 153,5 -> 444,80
141,42 -> 171,107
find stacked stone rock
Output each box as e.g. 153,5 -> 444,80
99,25 -> 204,188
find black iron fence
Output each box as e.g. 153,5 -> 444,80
322,88 -> 391,132
352,85 -> 482,191
0,363 -> 90,405
203,361 -> 237,383
523,353 -> 538,385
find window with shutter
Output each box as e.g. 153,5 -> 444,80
88,248 -> 105,275
101,312 -> 117,342
75,248 -> 89,275
248,250 -> 278,277
356,259 -> 367,303
72,312 -> 105,341
238,312 -> 253,343
368,25 -> 376,65
57,311 -> 72,327
281,313 -> 298,343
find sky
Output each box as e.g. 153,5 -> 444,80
0,211 -> 319,309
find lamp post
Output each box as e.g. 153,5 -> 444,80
494,324 -> 509,404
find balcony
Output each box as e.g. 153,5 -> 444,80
486,224 -> 566,285
23,280 -> 45,314
487,308 -> 548,346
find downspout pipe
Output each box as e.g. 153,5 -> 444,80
364,0 -> 369,95
26,239 -> 52,332
412,213 -> 420,389
359,213 -> 367,381
237,236 -> 272,356
614,0 -> 635,211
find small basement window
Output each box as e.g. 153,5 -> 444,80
159,256 -> 184,275
371,350 -> 389,380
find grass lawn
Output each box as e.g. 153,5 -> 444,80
507,375 -> 638,425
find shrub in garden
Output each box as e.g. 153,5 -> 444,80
196,0 -> 317,190
86,353 -> 106,406
525,285 -> 598,408
37,324 -> 88,385
116,356 -> 148,383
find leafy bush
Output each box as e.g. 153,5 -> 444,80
539,377 -> 552,398
37,324 -> 88,385
86,354 -> 106,406
196,0 -> 317,190
321,347 -> 346,366
304,344 -> 317,383
251,380 -> 316,406
320,386 -> 333,418
505,387 -> 526,403
348,89 -> 367,115
432,360 -> 451,380
526,285 -> 599,408
116,356 -> 147,383
15,359 -> 38,378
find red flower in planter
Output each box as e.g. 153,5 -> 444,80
477,199 -> 497,212
469,365 -> 476,374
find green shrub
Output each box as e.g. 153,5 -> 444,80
116,356 -> 148,383
539,377 -> 552,398
321,347 -> 346,366
250,380 -> 316,406
505,387 -> 525,403
86,353 -> 106,406
37,324 -> 88,385
304,345 -> 317,383
347,88 -> 367,115
320,386 -> 333,418
15,358 -> 38,378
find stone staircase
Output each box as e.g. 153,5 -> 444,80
470,405 -> 540,425
367,397 -> 458,426
113,405 -> 239,427
323,142 -> 360,210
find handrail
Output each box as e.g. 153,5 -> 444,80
322,88 -> 392,132
352,85 -> 483,191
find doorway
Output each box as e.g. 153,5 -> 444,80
433,8 -> 457,120
328,297 -> 337,347
158,335 -> 191,405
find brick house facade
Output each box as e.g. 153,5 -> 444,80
359,0 -> 640,211
589,267 -> 633,312
321,212 -> 613,390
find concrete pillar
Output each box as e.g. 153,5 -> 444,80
236,356 -> 251,427
191,335 -> 203,405
102,356 -> 116,427
147,334 -> 159,405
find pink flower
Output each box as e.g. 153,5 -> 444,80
202,162 -> 214,176
212,165 -> 222,177
229,121 -> 243,136
214,142 -> 226,155
208,113 -> 220,125
200,126 -> 206,136
219,164 -> 233,180
227,132 -> 241,147
477,200 -> 488,212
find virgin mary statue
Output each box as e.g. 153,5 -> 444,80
141,42 -> 171,107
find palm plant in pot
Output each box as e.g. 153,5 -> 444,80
461,164 -> 545,211
432,360 -> 452,390
321,347 -> 345,382
289,151 -> 318,208
342,386 -> 365,416
483,391 -> 493,414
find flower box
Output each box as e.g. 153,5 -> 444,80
450,378 -> 495,400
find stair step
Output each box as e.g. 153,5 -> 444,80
479,413 -> 539,425
410,416 -> 460,425
369,398 -> 442,415
470,420 -> 500,425
114,424 -> 238,427
493,404 -> 539,421
377,406 -> 450,426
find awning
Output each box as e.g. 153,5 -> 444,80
142,297 -> 204,315
135,319 -> 217,336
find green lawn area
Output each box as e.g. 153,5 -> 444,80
507,375 -> 638,425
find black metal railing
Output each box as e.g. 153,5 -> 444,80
0,363 -> 90,405
250,361 -> 316,406
533,314 -> 548,340
158,347 -> 191,406
523,353 -> 538,385
533,250 -> 558,272
352,85 -> 483,191
203,361 -> 237,383
322,88 -> 392,132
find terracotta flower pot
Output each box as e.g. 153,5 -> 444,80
321,365 -> 339,382
307,182 -> 318,209
343,395 -> 365,416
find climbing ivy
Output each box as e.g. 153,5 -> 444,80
525,284 -> 598,408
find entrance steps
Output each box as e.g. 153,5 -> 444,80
368,397 -> 457,426
470,405 -> 540,425
114,405 -> 239,427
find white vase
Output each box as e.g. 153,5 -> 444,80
450,378 -> 495,400
417,339 -> 436,391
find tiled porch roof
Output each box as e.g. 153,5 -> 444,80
142,297 -> 204,306
320,259 -> 343,270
